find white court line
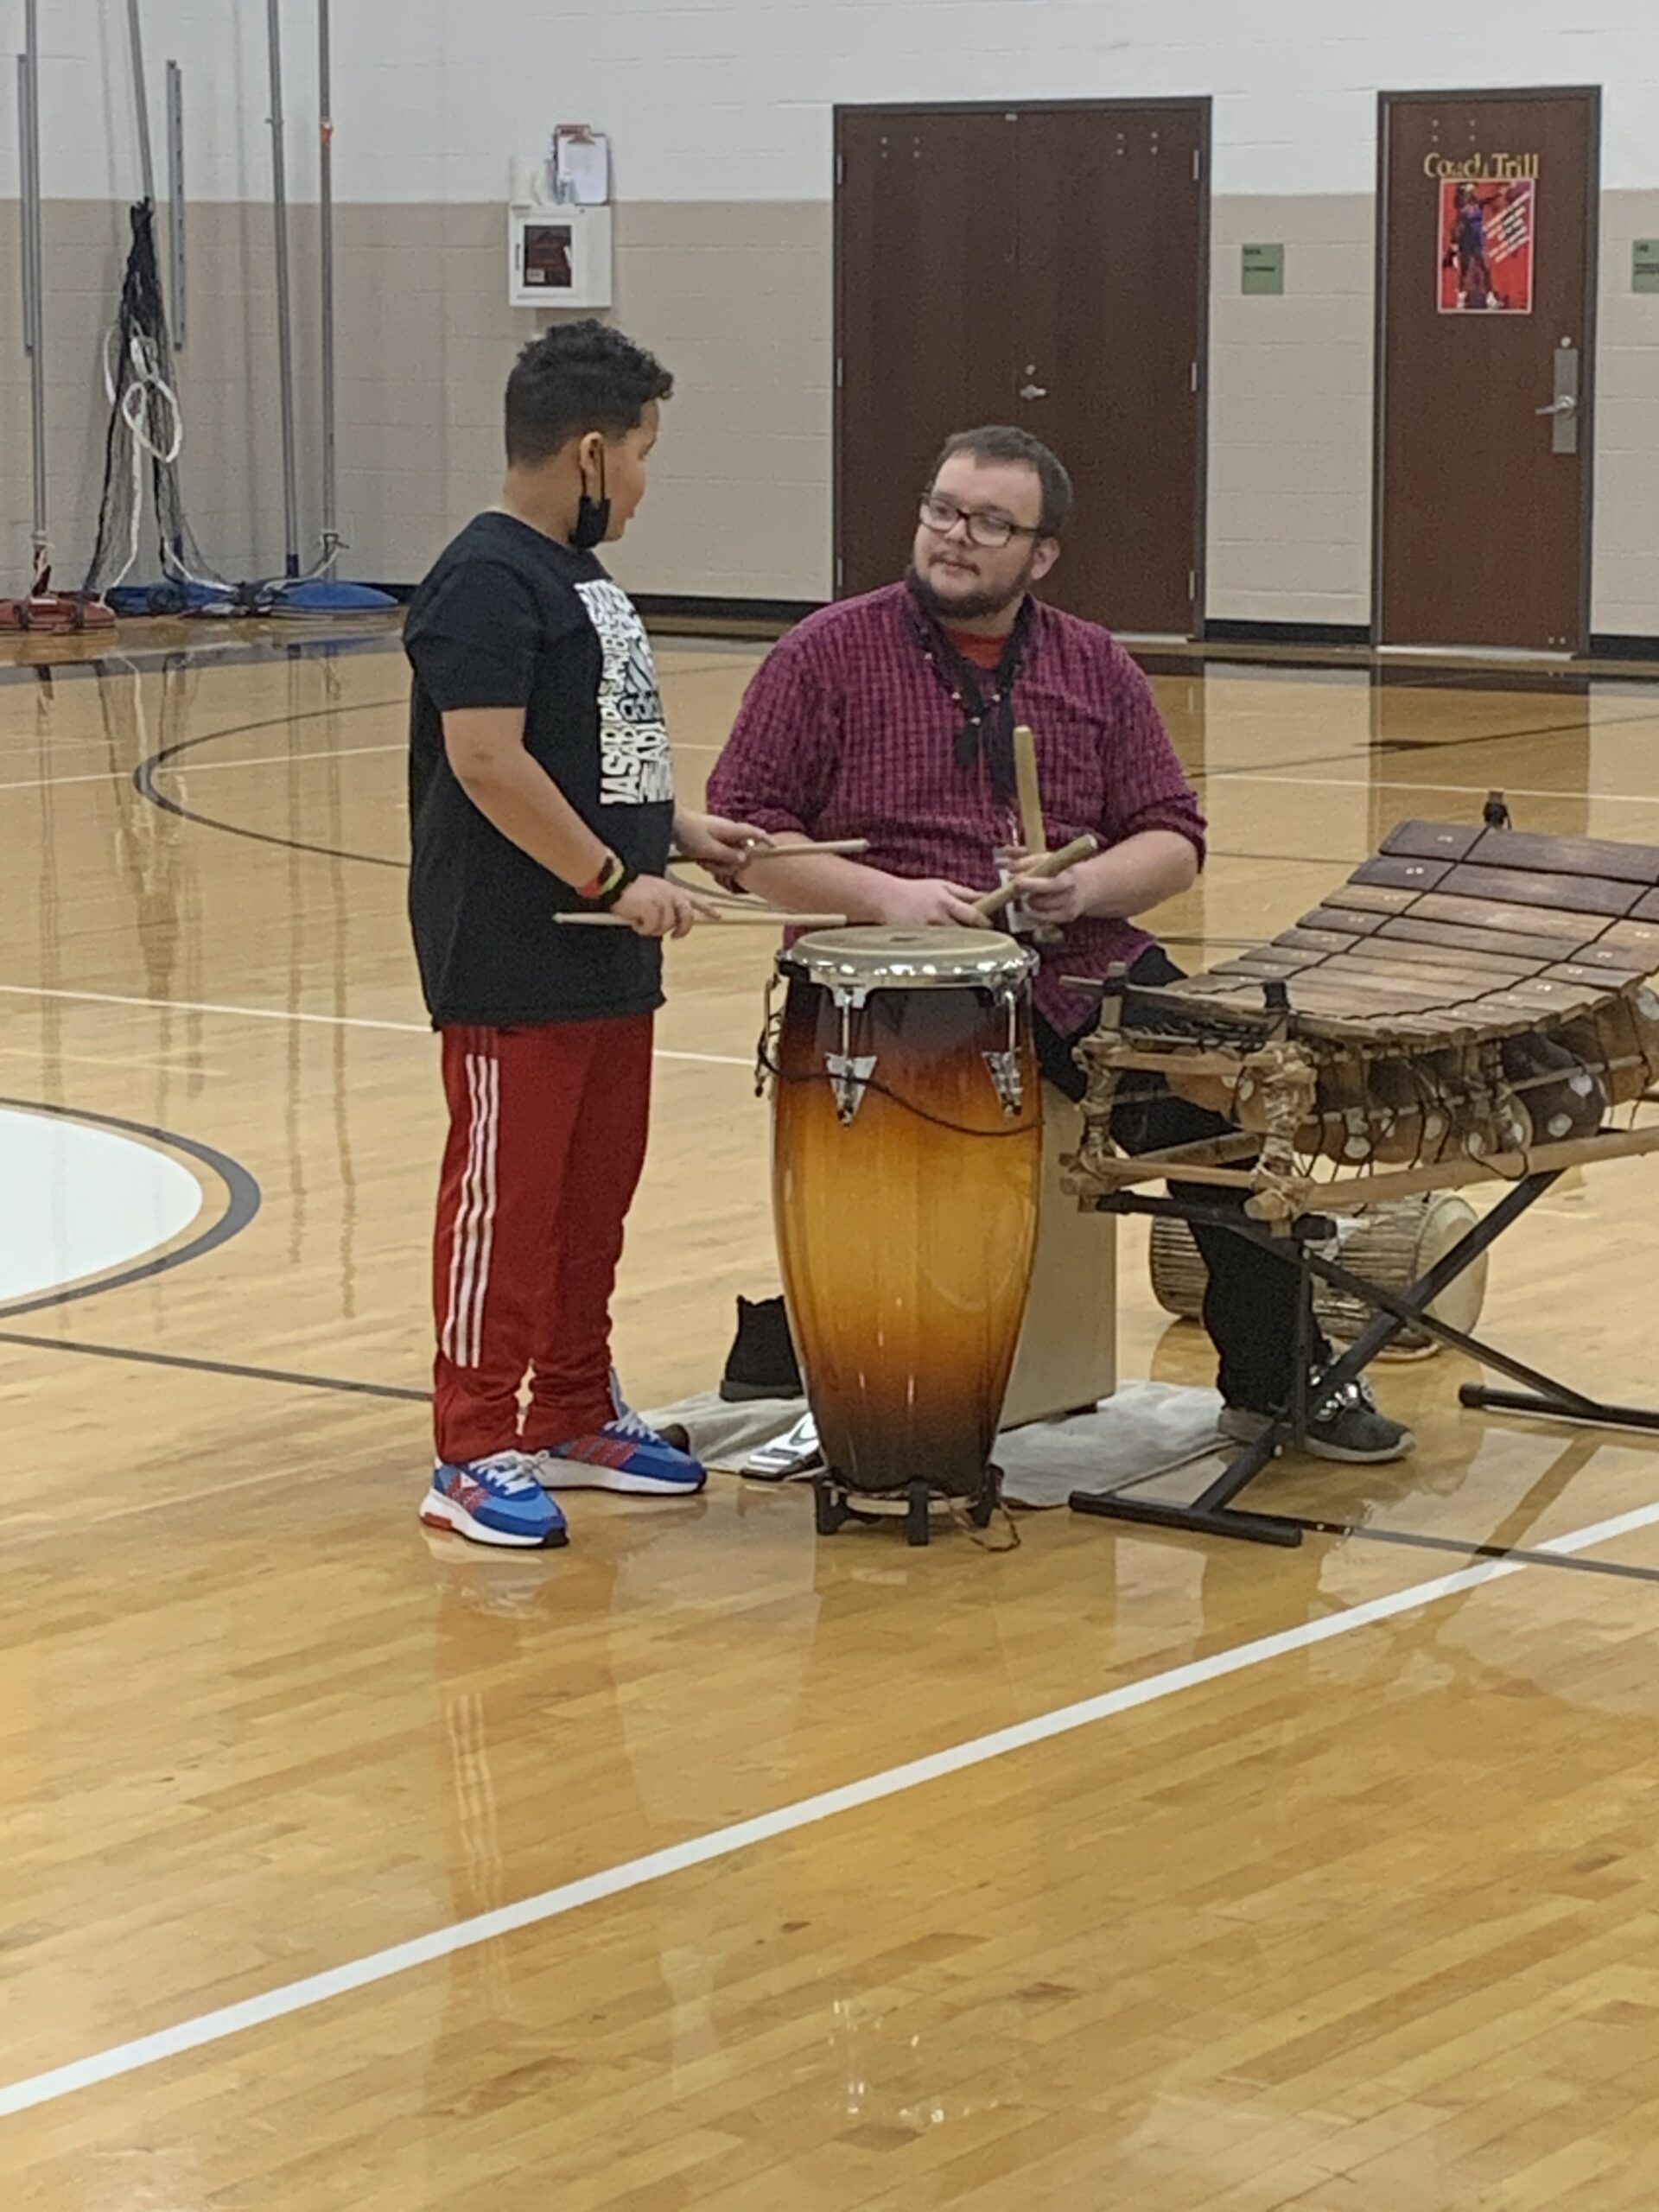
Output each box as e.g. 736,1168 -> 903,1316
3,1491 -> 1659,2121
0,741 -> 404,796
1205,769 -> 1659,807
0,985 -> 750,1070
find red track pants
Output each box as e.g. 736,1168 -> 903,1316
430,1016 -> 652,1465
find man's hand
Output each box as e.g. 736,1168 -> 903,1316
877,876 -> 991,929
674,810 -> 772,873
612,875 -> 717,940
1010,861 -> 1089,927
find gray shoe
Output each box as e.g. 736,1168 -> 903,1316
1219,1377 -> 1415,1465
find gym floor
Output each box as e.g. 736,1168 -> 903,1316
4,623 -> 1659,2208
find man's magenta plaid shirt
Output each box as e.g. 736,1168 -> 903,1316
707,584 -> 1208,1035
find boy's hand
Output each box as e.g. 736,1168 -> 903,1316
613,876 -> 718,940
675,811 -> 772,873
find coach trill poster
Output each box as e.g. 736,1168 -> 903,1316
1438,174 -> 1536,315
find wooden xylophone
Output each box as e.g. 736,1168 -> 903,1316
1067,815 -> 1659,1221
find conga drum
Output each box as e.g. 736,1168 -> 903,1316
769,928 -> 1041,1531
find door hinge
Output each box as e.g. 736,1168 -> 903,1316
1192,147 -> 1201,182
835,152 -> 843,188
836,554 -> 845,592
835,356 -> 844,390
1190,360 -> 1200,393
1188,568 -> 1197,604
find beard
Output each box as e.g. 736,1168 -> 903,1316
906,556 -> 1035,627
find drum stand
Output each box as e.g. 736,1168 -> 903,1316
1070,1164 -> 1659,1550
812,1469 -> 1002,1548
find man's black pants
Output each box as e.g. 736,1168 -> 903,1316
1036,946 -> 1325,1415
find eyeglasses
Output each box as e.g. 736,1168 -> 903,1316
918,494 -> 1044,550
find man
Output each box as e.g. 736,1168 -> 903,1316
708,424 -> 1411,1463
404,320 -> 763,1549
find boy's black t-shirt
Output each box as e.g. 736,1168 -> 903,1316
404,511 -> 676,1027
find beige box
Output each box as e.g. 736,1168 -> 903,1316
1002,1089 -> 1117,1430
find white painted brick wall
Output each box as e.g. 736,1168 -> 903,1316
3,2 -> 1657,205
3,2 -> 1659,627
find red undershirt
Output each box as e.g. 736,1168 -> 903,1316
944,627 -> 1007,672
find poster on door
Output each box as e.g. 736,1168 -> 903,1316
1439,177 -> 1535,314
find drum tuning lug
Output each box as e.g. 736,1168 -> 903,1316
984,1048 -> 1026,1117
826,1052 -> 876,1122
1262,977 -> 1293,1017
1484,790 -> 1512,830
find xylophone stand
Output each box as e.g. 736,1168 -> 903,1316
1070,1163 -> 1659,1549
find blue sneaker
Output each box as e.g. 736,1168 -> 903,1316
421,1452 -> 570,1548
531,1406 -> 707,1497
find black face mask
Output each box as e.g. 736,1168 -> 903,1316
570,447 -> 609,551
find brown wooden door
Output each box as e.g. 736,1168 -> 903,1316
836,102 -> 1209,632
1377,91 -> 1599,652
836,110 -> 1019,601
1013,106 -> 1206,634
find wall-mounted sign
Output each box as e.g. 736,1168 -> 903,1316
1634,240 -> 1659,296
1241,243 -> 1284,296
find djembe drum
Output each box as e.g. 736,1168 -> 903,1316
1149,1193 -> 1488,1358
768,928 -> 1041,1537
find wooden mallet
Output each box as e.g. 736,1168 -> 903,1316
974,832 -> 1099,922
1010,723 -> 1062,944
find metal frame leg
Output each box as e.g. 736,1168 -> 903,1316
1070,1167 -> 1659,1550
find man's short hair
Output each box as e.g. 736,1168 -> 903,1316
929,426 -> 1074,537
505,319 -> 673,467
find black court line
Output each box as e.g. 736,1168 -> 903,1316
0,1328 -> 423,1402
1185,706 -> 1659,789
133,698 -> 407,868
1268,1511 -> 1659,1587
6,1330 -> 1653,1584
122,671 -> 1659,892
0,1097 -> 261,1320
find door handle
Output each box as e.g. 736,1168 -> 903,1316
1542,343 -> 1580,454
1019,382 -> 1047,400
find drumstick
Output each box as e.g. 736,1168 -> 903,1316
671,838 -> 870,863
555,910 -> 851,929
1011,723 -> 1061,946
974,833 -> 1099,921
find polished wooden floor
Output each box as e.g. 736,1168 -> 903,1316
6,621 -> 1659,2207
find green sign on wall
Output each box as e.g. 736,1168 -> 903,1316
1634,240 -> 1659,296
1242,243 -> 1285,296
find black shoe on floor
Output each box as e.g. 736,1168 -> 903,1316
720,1295 -> 803,1402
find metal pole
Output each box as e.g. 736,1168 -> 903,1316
124,0 -> 156,206
20,3 -> 48,575
266,0 -> 302,577
317,0 -> 339,564
165,60 -> 186,346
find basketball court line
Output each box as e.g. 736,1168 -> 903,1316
13,747 -> 1658,806
3,1487 -> 1659,2122
0,740 -> 406,794
6,1322 -> 1656,1594
0,984 -> 751,1069
1208,769 -> 1659,807
0,1327 -> 424,1404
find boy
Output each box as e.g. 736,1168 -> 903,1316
405,321 -> 759,1548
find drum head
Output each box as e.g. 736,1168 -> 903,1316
1414,1192 -> 1487,1337
781,926 -> 1035,991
